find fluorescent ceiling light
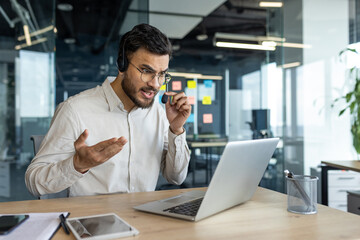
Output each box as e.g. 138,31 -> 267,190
259,2 -> 283,7
262,41 -> 277,47
18,25 -> 54,41
279,42 -> 311,48
214,32 -> 310,50
278,62 -> 301,69
168,72 -> 223,80
262,41 -> 311,49
15,37 -> 47,50
57,3 -> 73,11
23,25 -> 31,45
216,41 -> 275,51
196,34 -> 208,41
215,32 -> 285,42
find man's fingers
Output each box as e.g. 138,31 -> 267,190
93,136 -> 127,152
178,104 -> 191,112
93,137 -> 118,152
74,129 -> 89,149
98,137 -> 128,159
171,92 -> 186,103
175,97 -> 188,110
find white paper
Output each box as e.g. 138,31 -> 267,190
0,212 -> 68,240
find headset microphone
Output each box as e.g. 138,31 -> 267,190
161,84 -> 169,104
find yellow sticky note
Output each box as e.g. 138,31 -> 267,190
172,81 -> 182,91
202,96 -> 212,105
160,85 -> 166,91
188,96 -> 195,105
203,114 -> 213,124
187,80 -> 196,89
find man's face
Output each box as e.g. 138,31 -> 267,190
121,47 -> 169,109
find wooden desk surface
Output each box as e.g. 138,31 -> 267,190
1,187 -> 360,239
321,160 -> 360,173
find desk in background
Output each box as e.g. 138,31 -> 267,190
321,160 -> 360,206
187,140 -> 227,186
1,187 -> 360,239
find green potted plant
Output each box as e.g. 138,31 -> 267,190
333,48 -> 360,154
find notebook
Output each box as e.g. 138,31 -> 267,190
134,138 -> 279,221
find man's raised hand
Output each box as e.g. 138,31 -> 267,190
73,129 -> 127,173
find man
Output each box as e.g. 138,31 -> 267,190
25,24 -> 191,197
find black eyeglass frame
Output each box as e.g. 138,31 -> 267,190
129,62 -> 171,85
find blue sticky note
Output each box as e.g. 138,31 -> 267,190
204,80 -> 213,88
187,113 -> 194,123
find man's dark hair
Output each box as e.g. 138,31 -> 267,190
117,23 -> 172,72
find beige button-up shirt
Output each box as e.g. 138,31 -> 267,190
25,77 -> 190,197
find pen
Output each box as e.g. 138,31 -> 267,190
59,214 -> 70,235
284,170 -> 312,207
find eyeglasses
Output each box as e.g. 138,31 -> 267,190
129,62 -> 171,85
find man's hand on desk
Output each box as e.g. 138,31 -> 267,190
73,129 -> 128,173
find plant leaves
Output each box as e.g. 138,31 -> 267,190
350,101 -> 356,113
339,108 -> 346,116
346,92 -> 353,102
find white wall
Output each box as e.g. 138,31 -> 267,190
302,0 -> 356,174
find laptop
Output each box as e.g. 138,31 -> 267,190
134,138 -> 279,221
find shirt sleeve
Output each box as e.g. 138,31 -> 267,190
25,102 -> 85,197
160,127 -> 190,185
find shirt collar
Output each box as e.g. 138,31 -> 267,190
102,77 -> 125,112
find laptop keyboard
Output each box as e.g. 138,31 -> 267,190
163,198 -> 203,216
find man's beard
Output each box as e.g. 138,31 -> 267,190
121,72 -> 158,109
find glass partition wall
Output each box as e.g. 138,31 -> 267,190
0,0 -> 358,201
0,0 -> 55,201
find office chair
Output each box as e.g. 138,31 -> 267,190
30,135 -> 69,199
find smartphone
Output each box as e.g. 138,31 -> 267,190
0,215 -> 29,235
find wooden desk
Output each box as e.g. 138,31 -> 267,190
1,187 -> 360,239
187,141 -> 227,185
321,160 -> 360,205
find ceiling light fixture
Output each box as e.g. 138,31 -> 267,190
168,72 -> 223,80
57,3 -> 73,11
64,38 -> 76,44
15,37 -> 47,50
214,32 -> 311,50
215,32 -> 285,42
262,41 -> 277,47
196,34 -> 208,41
278,42 -> 311,48
259,2 -> 283,8
172,44 -> 180,51
216,41 -> 276,51
278,62 -> 301,69
18,25 -> 54,41
23,25 -> 31,45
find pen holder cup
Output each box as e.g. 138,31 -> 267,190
286,175 -> 318,214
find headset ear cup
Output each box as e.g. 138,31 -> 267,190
118,38 -> 128,72
122,55 -> 128,71
117,55 -> 127,72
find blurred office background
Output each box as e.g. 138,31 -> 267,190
0,0 -> 358,206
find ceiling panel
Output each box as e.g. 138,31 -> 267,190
149,0 -> 226,16
149,14 -> 202,39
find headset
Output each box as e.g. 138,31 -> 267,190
117,35 -> 128,72
161,85 -> 169,104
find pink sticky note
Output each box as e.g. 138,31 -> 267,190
172,81 -> 182,91
203,113 -> 213,124
188,96 -> 195,105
